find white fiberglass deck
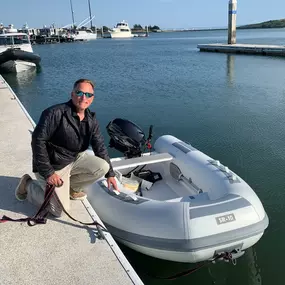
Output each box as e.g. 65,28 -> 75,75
0,75 -> 143,285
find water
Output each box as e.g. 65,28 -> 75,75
3,28 -> 285,284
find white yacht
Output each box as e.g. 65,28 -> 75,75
0,25 -> 40,73
104,20 -> 134,38
73,29 -> 97,41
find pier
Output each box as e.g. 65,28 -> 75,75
0,75 -> 143,285
198,0 -> 285,57
197,43 -> 285,56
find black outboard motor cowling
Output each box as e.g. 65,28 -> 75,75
106,118 -> 146,158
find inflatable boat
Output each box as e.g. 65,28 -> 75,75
0,48 -> 41,73
87,118 -> 269,263
0,32 -> 41,73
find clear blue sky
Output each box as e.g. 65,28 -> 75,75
1,0 -> 284,30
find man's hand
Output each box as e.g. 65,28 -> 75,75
107,176 -> 119,191
46,173 -> 63,187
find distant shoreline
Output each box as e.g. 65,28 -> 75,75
131,26 -> 285,33
131,28 -> 228,33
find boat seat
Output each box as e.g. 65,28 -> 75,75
112,153 -> 173,170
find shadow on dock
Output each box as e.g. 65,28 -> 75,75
0,175 -> 35,216
0,175 -> 101,243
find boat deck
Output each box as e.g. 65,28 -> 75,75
197,43 -> 285,56
0,75 -> 143,285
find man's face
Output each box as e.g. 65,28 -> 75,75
71,82 -> 94,111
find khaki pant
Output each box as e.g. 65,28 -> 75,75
26,152 -> 109,217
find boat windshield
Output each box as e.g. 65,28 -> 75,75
0,35 -> 30,46
117,22 -> 127,27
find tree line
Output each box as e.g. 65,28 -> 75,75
238,19 -> 285,29
133,24 -> 161,31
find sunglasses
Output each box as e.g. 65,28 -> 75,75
75,90 -> 94,98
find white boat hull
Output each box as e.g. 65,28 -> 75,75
87,135 -> 269,263
109,32 -> 134,39
115,233 -> 263,263
103,32 -> 134,39
74,33 -> 97,41
0,60 -> 36,73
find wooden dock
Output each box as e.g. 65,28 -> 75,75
197,43 -> 285,56
0,75 -> 144,285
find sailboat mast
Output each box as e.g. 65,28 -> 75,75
70,0 -> 75,28
88,0 -> 93,29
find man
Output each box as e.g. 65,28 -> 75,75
15,78 -> 118,217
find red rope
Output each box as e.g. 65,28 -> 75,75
0,184 -> 107,239
150,253 -> 229,280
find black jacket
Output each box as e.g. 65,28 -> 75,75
32,100 -> 115,179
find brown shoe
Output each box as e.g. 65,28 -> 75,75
70,190 -> 87,200
15,174 -> 32,201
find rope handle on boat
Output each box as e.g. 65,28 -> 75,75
0,184 -> 107,240
149,252 -> 237,280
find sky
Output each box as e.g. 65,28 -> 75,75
1,0 -> 285,30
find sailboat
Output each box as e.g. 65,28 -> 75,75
69,0 -> 97,41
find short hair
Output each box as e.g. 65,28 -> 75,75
73,79 -> 95,90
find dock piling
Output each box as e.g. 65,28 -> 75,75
228,0 -> 237,44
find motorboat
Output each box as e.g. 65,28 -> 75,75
73,29 -> 97,41
87,118 -> 269,263
0,27 -> 41,73
103,20 -> 134,38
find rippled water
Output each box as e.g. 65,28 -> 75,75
4,28 -> 285,284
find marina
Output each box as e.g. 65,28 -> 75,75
4,28 -> 283,284
0,75 -> 143,285
0,0 -> 149,45
2,0 -> 285,284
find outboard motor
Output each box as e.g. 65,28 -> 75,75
106,118 -> 153,158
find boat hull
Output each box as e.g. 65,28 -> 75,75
104,32 -> 134,39
0,49 -> 40,73
88,182 -> 268,263
113,232 -> 264,263
74,34 -> 97,41
87,135 -> 269,263
0,60 -> 36,73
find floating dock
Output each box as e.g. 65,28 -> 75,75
0,75 -> 143,285
197,43 -> 285,57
